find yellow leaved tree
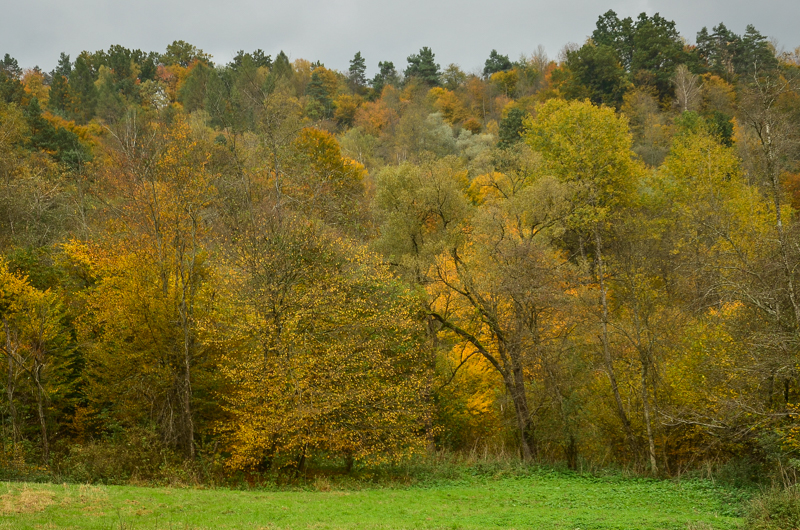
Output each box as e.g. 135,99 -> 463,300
217,214 -> 431,471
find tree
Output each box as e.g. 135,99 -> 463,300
68,52 -> 97,123
0,257 -> 69,465
621,88 -> 671,167
483,50 -> 513,78
348,51 -> 367,92
272,51 -> 293,80
673,64 -> 701,112
737,25 -> 778,75
178,61 -> 212,113
286,127 -> 366,230
370,61 -> 399,96
405,47 -> 441,86
498,107 -> 527,148
373,151 -> 580,461
305,67 -> 338,120
629,13 -> 686,101
71,115 -> 217,459
695,23 -> 777,82
592,10 -> 635,70
229,49 -> 272,70
161,40 -> 211,67
219,215 -> 431,471
735,69 -> 800,423
557,42 -> 630,108
48,53 -> 72,114
591,11 -> 686,101
441,64 -> 467,90
525,99 -> 642,458
0,55 -> 24,105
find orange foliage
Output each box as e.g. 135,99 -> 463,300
22,69 -> 49,106
333,94 -> 362,127
354,98 -> 399,136
427,87 -> 469,124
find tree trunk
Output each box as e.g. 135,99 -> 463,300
595,227 -> 637,457
179,277 -> 196,460
508,366 -> 534,461
4,318 -> 19,459
32,360 -> 49,464
641,361 -> 657,473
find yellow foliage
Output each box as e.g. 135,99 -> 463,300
427,87 -> 469,125
217,228 -> 432,470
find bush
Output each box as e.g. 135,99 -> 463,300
745,487 -> 800,530
54,426 -> 209,485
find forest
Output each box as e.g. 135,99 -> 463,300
1,9 -> 799,487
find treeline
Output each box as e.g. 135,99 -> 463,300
1,9 -> 799,482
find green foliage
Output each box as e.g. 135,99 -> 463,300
229,49 -> 272,70
370,60 -> 399,96
305,67 -> 336,119
0,54 -> 24,104
55,426 -> 204,485
178,61 -> 212,113
23,97 -> 91,167
695,23 -> 778,81
591,10 -> 688,101
47,53 -> 71,114
593,10 -> 634,65
498,107 -> 526,147
68,52 -> 97,123
483,49 -> 513,78
559,42 -> 630,108
272,50 -> 293,79
405,47 -> 441,86
744,488 -> 800,530
348,51 -> 367,90
161,40 -> 211,67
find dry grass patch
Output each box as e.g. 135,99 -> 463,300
0,485 -> 55,515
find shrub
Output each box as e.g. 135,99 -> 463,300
745,487 -> 800,530
54,426 -> 202,485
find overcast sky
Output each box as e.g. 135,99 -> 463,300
3,0 -> 798,76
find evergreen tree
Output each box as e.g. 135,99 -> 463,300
306,68 -> 334,119
230,49 -> 272,70
592,10 -> 635,70
498,107 -> 527,147
161,40 -> 210,67
69,52 -> 97,123
737,24 -> 778,75
558,42 -> 629,108
371,61 -> 399,95
1,54 -> 22,79
483,50 -> 513,78
48,53 -> 71,113
272,50 -> 292,80
405,47 -> 440,86
24,97 -> 90,167
0,54 -> 24,104
348,51 -> 367,91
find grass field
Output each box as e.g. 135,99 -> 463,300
0,470 -> 748,529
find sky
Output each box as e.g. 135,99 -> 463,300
3,0 -> 799,76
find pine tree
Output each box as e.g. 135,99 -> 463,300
405,47 -> 440,86
48,53 -> 71,113
348,51 -> 367,91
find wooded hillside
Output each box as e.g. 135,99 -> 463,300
1,10 -> 799,482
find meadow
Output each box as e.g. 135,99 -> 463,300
0,470 -> 747,529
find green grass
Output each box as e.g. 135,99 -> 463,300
0,470 -> 747,529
